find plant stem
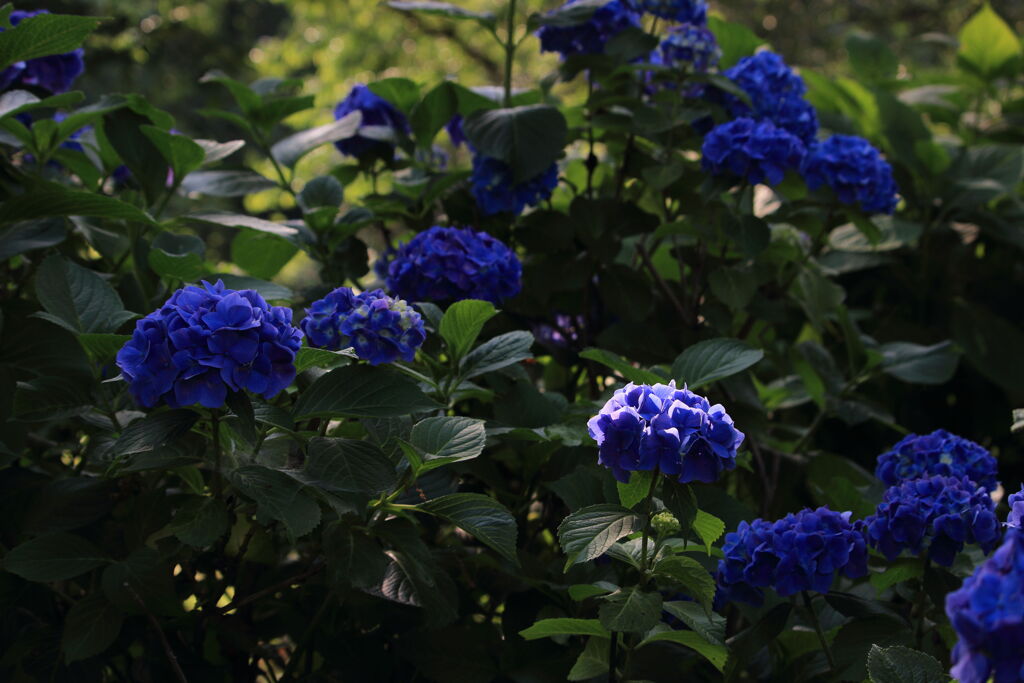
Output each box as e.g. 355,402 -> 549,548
210,411 -> 223,497
639,468 -> 660,575
503,0 -> 517,106
801,591 -> 835,673
914,555 -> 931,649
281,591 -> 334,681
607,632 -> 618,682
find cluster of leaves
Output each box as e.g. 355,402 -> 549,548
0,2 -> 1022,682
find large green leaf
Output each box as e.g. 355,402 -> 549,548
100,546 -> 181,617
183,212 -> 301,240
296,437 -> 398,496
60,593 -> 123,663
168,496 -> 230,548
519,618 -> 610,640
292,365 -> 439,420
866,645 -> 947,683
706,16 -> 765,69
692,509 -> 725,555
4,532 -> 109,581
231,229 -> 298,279
388,1 -> 496,26
407,415 -> 486,471
662,601 -> 726,646
567,636 -> 610,681
271,110 -> 362,167
879,341 -> 959,385
294,346 -> 356,373
180,170 -> 277,197
558,504 -> 642,570
323,522 -> 388,590
597,587 -> 662,633
671,338 -> 764,388
579,348 -> 665,385
460,330 -> 534,379
148,231 -> 207,282
439,299 -> 497,361
957,3 -> 1022,78
140,126 -> 205,180
0,182 -> 155,225
637,630 -> 727,672
0,12 -> 102,70
420,493 -> 518,564
0,219 -> 66,260
113,410 -> 199,456
463,105 -> 566,183
33,255 -> 135,334
654,556 -> 716,613
229,465 -> 322,540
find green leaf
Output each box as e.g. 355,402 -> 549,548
199,70 -> 261,113
791,268 -> 846,332
671,338 -> 764,388
617,470 -> 653,510
460,330 -> 534,378
579,347 -> 664,385
0,12 -> 102,70
879,341 -> 959,385
169,496 -> 230,548
60,593 -> 123,663
692,510 -> 725,555
0,182 -> 155,225
104,106 -> 174,205
420,493 -> 518,564
846,31 -> 898,82
662,601 -> 726,645
388,1 -> 496,27
231,229 -> 298,279
408,415 -> 486,471
411,81 -> 459,146
293,365 -> 440,420
957,3 -> 1022,78
271,110 -> 362,167
655,556 -> 716,613
323,522 -> 388,589
952,303 -> 1024,395
568,582 -> 618,601
4,532 -> 108,581
101,546 -> 181,617
706,16 -> 765,69
298,437 -> 397,496
183,212 -> 301,240
637,630 -> 727,672
709,266 -> 757,312
0,218 -> 66,259
519,618 -> 610,640
213,273 -> 293,302
463,105 -> 566,183
250,94 -> 315,129
558,504 -> 642,570
148,231 -> 207,282
195,138 -> 246,164
598,587 -> 662,633
229,465 -> 322,540
530,0 -> 607,28
12,376 -> 90,421
180,170 -> 277,197
78,333 -> 130,364
297,175 -> 344,212
140,126 -> 205,180
34,255 -> 134,334
294,346 -> 356,373
867,644 -> 948,683
439,299 -> 497,361
567,636 -> 610,681
374,548 -> 458,624
870,558 -> 925,592
367,77 -> 421,115
114,410 -> 199,456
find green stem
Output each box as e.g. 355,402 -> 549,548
607,632 -> 618,683
211,412 -> 223,497
802,591 -> 835,672
914,555 -> 931,649
639,468 -> 660,575
503,0 -> 518,106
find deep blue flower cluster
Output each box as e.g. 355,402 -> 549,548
470,154 -> 559,216
1007,486 -> 1024,529
446,115 -> 466,147
301,287 -> 425,366
633,0 -> 707,24
656,23 -> 720,73
716,507 -> 868,605
116,281 -> 302,409
945,529 -> 1024,683
333,84 -> 410,160
702,117 -> 806,186
586,382 -> 744,484
385,226 -> 522,305
0,11 -> 85,94
722,51 -> 818,145
537,0 -> 641,59
864,476 -> 1000,567
875,429 -> 998,492
803,135 -> 899,214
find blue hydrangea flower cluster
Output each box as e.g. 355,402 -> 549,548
385,226 -> 522,305
116,281 -> 302,409
586,381 -> 744,484
722,51 -> 818,145
875,429 -> 998,492
1007,485 -> 1024,529
702,117 -> 806,186
864,475 -> 1000,567
633,0 -> 707,23
0,11 -> 85,94
656,23 -> 720,73
301,287 -> 425,366
333,84 -> 410,160
945,529 -> 1024,683
470,154 -> 559,216
537,0 -> 641,59
446,114 -> 466,147
716,507 -> 868,605
803,135 -> 899,214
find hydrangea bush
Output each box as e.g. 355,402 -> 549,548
1,2 -> 1022,682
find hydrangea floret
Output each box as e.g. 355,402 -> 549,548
702,117 -> 806,186
875,429 -> 998,491
655,23 -> 720,73
537,0 -> 641,59
586,381 -> 744,484
333,83 -> 410,160
716,506 -> 868,605
116,281 -> 302,409
802,135 -> 899,214
301,287 -> 425,366
864,475 -> 1000,567
1007,485 -> 1024,529
945,529 -> 1024,683
470,154 -> 558,216
722,50 -> 818,144
633,0 -> 707,24
0,11 -> 85,94
385,226 -> 522,305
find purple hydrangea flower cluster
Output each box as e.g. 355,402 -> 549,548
470,154 -> 559,216
116,281 -> 302,409
1007,485 -> 1024,529
0,11 -> 85,94
333,84 -> 410,160
722,51 -> 818,145
301,287 -> 425,366
803,135 -> 899,214
875,429 -> 998,492
586,381 -> 744,484
716,507 -> 868,605
945,529 -> 1024,683
655,23 -> 720,73
864,475 -> 1000,567
633,0 -> 707,24
701,117 -> 806,186
537,0 -> 641,59
385,226 -> 522,305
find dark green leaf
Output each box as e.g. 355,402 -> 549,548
0,218 -> 66,259
662,601 -> 726,645
411,81 -> 459,146
229,465 -> 322,540
297,175 -> 344,212
846,31 -> 898,81
212,273 -> 293,302
0,182 -> 155,225
271,110 -> 362,167
0,12 -> 102,70
141,126 -> 205,179
297,437 -> 397,496
867,644 -> 948,683
114,410 -> 199,456
408,416 -> 486,471
579,347 -> 665,385
148,231 -> 207,282
231,229 -> 298,279
439,299 -> 497,361
420,493 -> 518,563
637,630 -> 727,672
78,333 -> 130,364
4,532 -> 108,581
180,170 -> 277,197
880,341 -> 959,385
519,618 -> 610,640
169,496 -> 229,547
671,338 -> 764,388
293,365 -> 440,420
294,346 -> 356,373
567,636 -> 610,681
598,587 -> 662,633
706,16 -> 765,69
60,593 -> 123,663
558,504 -> 642,569
324,521 -> 387,589
655,556 -> 716,613
460,330 -> 534,378
183,212 -> 300,240
463,105 -> 566,183
101,546 -> 181,617
367,77 -> 421,114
